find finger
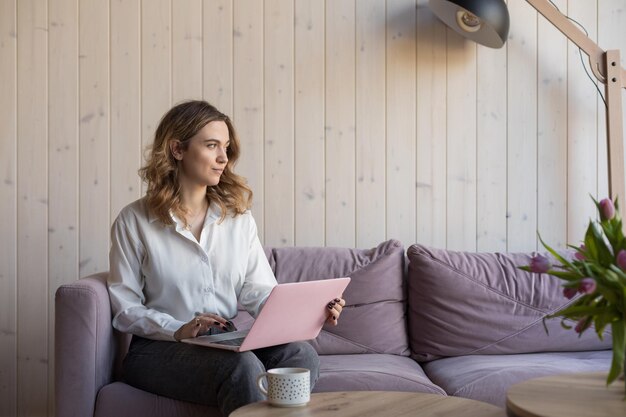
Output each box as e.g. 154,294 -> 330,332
199,318 -> 219,333
197,313 -> 228,327
196,313 -> 228,331
328,298 -> 345,308
201,317 -> 230,332
332,297 -> 345,307
326,307 -> 339,324
192,317 -> 210,335
327,303 -> 342,315
190,319 -> 202,338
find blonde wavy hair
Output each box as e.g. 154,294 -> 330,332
139,100 -> 252,225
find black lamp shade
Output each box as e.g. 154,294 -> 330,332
429,0 -> 510,48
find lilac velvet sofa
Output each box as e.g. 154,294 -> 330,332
55,240 -> 612,417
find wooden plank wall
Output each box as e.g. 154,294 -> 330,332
0,0 -> 625,415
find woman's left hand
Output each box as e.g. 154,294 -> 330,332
326,297 -> 345,326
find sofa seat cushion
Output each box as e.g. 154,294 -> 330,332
315,354 -> 446,395
96,355 -> 444,416
407,244 -> 612,361
95,382 -> 221,417
422,350 -> 612,407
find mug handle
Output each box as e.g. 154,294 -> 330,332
256,373 -> 268,396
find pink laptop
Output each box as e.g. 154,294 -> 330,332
181,277 -> 351,352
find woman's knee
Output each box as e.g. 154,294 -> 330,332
294,341 -> 319,360
288,342 -> 320,375
227,351 -> 265,383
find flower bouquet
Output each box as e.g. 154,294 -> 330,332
520,197 -> 625,393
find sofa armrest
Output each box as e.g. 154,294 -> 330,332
55,273 -> 116,417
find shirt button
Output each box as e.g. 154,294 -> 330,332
201,255 -> 208,263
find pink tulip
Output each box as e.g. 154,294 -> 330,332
617,250 -> 626,270
599,198 -> 615,220
529,254 -> 551,274
578,277 -> 597,294
575,318 -> 591,334
563,287 -> 578,299
574,245 -> 586,261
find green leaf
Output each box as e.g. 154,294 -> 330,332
545,270 -> 583,281
606,321 -> 625,385
542,317 -> 550,334
605,265 -> 626,281
593,311 -> 616,340
588,222 -> 614,266
549,304 -> 610,319
584,222 -> 599,259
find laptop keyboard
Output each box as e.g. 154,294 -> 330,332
212,337 -> 246,346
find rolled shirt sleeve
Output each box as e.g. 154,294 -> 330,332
108,216 -> 185,341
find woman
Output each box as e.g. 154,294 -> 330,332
107,100 -> 345,416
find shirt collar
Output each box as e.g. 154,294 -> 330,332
152,202 -> 222,227
147,208 -> 159,224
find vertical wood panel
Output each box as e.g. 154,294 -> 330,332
16,1 -> 48,415
233,0 -> 264,239
48,0 -> 78,413
507,1 -> 538,252
537,0 -> 568,249
295,0 -> 325,246
325,0 -> 356,248
204,0 -> 233,115
476,44 -> 507,252
446,33 -> 476,251
386,0 -> 416,249
356,0 -> 386,248
264,0 -> 294,247
141,0 -> 171,192
567,1 -> 599,241
172,0 -> 202,103
111,0 -> 141,220
79,0 -> 109,276
416,1 -> 446,248
0,1 -> 17,415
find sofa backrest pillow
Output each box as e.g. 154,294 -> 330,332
234,239 -> 409,356
407,244 -> 612,362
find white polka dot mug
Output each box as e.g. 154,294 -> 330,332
256,367 -> 311,407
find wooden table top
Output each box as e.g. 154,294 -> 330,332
231,391 -> 506,417
506,372 -> 626,417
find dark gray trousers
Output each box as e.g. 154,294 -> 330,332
122,336 -> 320,416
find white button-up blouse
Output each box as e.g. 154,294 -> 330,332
107,197 -> 277,341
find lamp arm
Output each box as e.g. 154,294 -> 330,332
526,0 -> 626,222
525,0 -> 625,87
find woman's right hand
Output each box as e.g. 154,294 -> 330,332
173,313 -> 231,341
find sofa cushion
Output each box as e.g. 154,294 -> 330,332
316,354 -> 445,395
422,350 -> 611,407
407,244 -> 612,361
95,382 -> 221,417
235,240 -> 409,356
